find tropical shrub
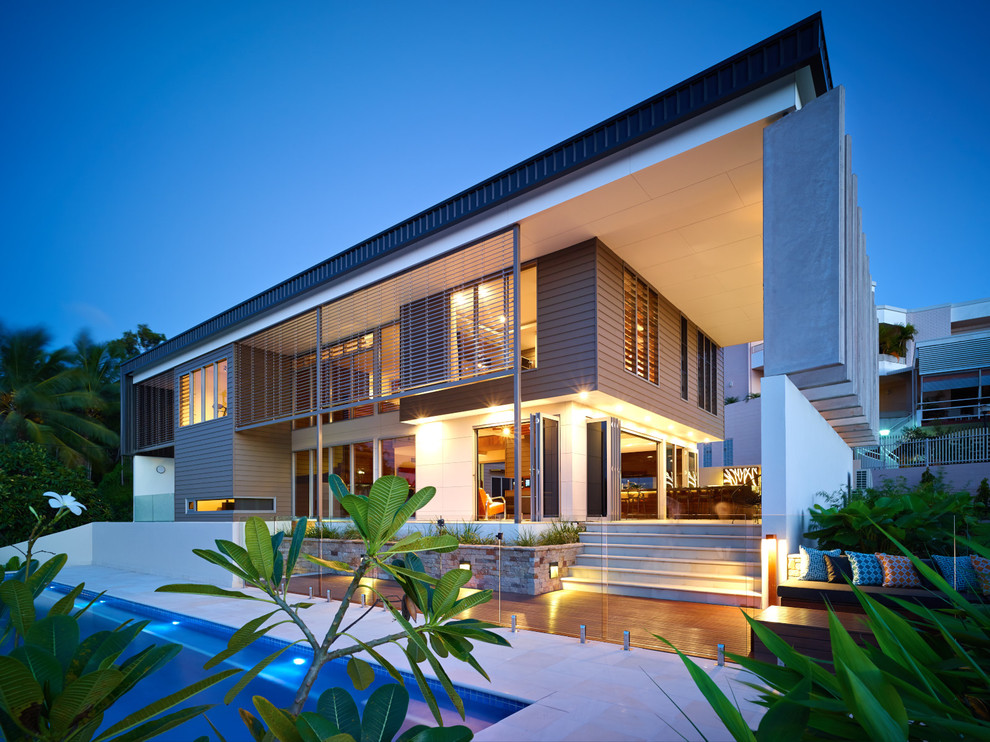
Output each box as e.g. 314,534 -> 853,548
0,443 -> 109,546
159,474 -> 508,741
657,530 -> 990,741
806,477 -> 989,555
0,494 -> 230,742
977,477 -> 990,510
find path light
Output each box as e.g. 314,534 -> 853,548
549,561 -> 559,579
459,560 -> 471,571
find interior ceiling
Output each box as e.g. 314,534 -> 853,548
519,119 -> 770,348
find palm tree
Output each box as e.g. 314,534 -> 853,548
0,325 -> 118,470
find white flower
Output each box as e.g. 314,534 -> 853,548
45,491 -> 87,516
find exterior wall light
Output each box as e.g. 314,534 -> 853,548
549,561 -> 559,579
156,465 -> 166,474
459,560 -> 471,571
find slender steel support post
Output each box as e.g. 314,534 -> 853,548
308,586 -> 313,599
623,631 -> 630,651
315,309 -> 324,522
361,592 -> 367,608
580,625 -> 586,644
326,589 -> 332,603
512,225 -> 522,524
717,643 -> 725,666
511,614 -> 517,633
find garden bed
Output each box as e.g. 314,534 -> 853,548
281,538 -> 582,595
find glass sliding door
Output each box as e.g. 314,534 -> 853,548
476,423 -> 530,520
619,432 -> 659,519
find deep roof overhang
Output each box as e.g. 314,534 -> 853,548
122,12 -> 831,375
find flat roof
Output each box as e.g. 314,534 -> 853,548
123,12 -> 831,375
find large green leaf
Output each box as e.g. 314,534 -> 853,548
224,641 -> 302,705
316,687 -> 361,741
155,583 -> 269,602
301,555 -> 355,574
204,610 -> 282,670
444,589 -> 493,620
94,668 -> 238,740
26,614 -> 80,671
383,564 -> 438,587
193,549 -> 256,583
400,645 -> 442,726
104,705 -> 213,742
382,536 -> 458,558
419,644 -> 465,721
78,621 -> 147,677
107,645 -> 183,707
368,476 -> 413,544
654,636 -> 756,742
338,495 -> 370,539
216,540 -> 260,581
361,684 -> 409,742
10,644 -> 64,697
50,667 -> 123,739
0,580 -> 35,636
26,553 -> 67,597
285,518 -> 308,581
346,657 -> 376,691
252,697 -> 304,742
754,674 -> 810,740
0,655 -> 45,735
295,711 -> 348,742
431,569 -> 470,618
340,633 -> 405,685
49,583 -> 86,616
396,725 -> 474,742
389,487 -> 437,536
245,518 -> 276,582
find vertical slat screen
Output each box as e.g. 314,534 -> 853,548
234,230 -> 514,428
134,371 -> 174,450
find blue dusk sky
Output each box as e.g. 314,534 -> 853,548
2,1 -> 988,349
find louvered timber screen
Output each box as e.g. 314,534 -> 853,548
133,371 -> 174,450
235,229 -> 515,427
235,310 -> 319,427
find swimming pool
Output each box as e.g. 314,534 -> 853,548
40,585 -> 526,741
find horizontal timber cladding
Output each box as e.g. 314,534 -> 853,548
233,422 -> 292,519
173,345 -> 235,521
596,242 -> 724,439
399,239 -> 599,421
234,230 -> 515,428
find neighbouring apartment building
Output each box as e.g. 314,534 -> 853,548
121,14 -> 877,558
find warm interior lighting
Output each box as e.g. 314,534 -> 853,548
763,534 -> 779,608
501,426 -> 511,437
644,414 -> 651,422
687,432 -> 694,438
578,391 -> 588,400
498,314 -> 506,323
703,438 -> 710,443
615,404 -> 623,413
668,424 -> 674,431
549,561 -> 559,579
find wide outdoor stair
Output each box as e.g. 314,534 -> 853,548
562,521 -> 762,607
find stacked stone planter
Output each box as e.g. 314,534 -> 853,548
282,539 -> 581,595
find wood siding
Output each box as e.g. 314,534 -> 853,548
400,239 -> 599,420
174,345 -> 235,521
596,242 -> 724,439
233,422 -> 292,518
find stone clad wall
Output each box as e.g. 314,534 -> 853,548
281,539 -> 581,595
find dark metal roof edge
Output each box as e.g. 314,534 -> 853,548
122,12 -> 831,376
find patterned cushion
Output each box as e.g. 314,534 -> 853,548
799,546 -> 840,581
971,555 -> 990,595
824,554 -> 854,584
931,554 -> 981,592
876,553 -> 921,588
846,551 -> 884,586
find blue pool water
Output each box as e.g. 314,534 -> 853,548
37,585 -> 525,741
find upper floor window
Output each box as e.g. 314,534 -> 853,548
623,268 -> 659,384
697,331 -> 718,414
179,359 -> 228,426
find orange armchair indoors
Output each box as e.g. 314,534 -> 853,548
478,487 -> 506,520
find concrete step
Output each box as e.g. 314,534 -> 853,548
560,576 -> 761,607
574,553 -> 760,577
567,564 -> 758,589
579,532 -> 760,549
583,521 -> 761,536
577,542 -> 759,562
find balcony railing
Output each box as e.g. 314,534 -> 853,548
855,428 -> 990,469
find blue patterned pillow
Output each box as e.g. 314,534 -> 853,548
846,551 -> 884,586
931,554 -> 980,592
799,546 -> 840,581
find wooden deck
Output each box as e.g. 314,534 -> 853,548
289,573 -> 754,660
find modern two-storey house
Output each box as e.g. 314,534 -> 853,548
122,14 -> 877,598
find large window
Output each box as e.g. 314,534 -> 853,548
697,331 -> 718,414
623,268 -> 659,383
381,435 -> 416,495
179,359 -> 228,427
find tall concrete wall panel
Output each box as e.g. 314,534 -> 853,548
763,86 -> 878,446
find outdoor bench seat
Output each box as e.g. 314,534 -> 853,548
777,578 -> 980,612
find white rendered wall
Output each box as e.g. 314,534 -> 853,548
134,455 -> 175,496
0,522 -> 245,588
761,375 -> 852,587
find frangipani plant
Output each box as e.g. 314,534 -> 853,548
158,474 -> 509,742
